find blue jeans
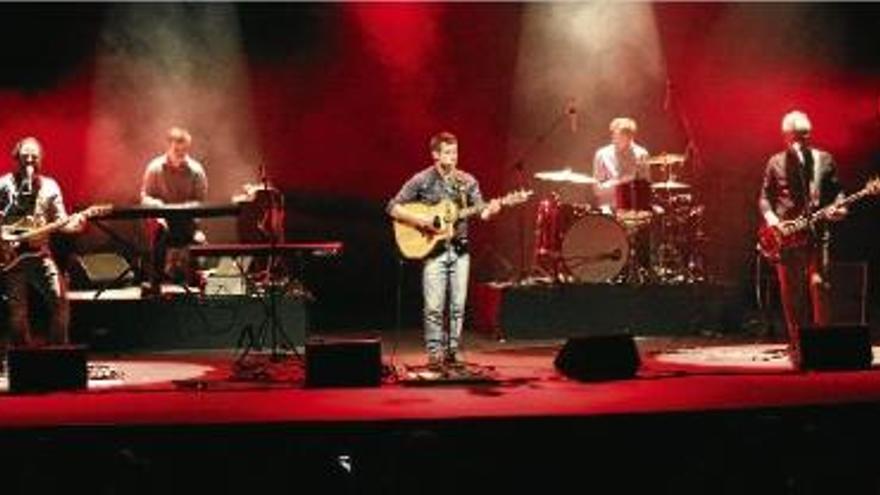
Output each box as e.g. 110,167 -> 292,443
423,248 -> 470,356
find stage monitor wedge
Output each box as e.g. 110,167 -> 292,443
305,336 -> 382,388
554,335 -> 640,381
7,345 -> 88,394
798,325 -> 873,371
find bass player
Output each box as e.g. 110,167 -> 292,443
387,131 -> 500,368
758,110 -> 847,368
0,137 -> 87,347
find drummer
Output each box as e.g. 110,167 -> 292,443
591,117 -> 650,213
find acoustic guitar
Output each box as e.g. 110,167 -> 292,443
393,189 -> 533,259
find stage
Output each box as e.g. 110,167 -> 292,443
4,333 -> 880,424
1,330 -> 880,493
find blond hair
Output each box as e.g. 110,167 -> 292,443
609,117 -> 637,135
781,111 -> 812,134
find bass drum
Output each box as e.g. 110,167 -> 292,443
562,214 -> 629,283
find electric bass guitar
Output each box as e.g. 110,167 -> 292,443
0,204 -> 113,272
393,189 -> 533,259
757,178 -> 880,262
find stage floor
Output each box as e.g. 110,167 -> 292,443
2,330 -> 880,429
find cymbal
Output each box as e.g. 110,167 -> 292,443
650,180 -> 691,191
645,153 -> 686,166
533,168 -> 598,185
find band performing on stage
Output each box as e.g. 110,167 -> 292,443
0,113 -> 871,372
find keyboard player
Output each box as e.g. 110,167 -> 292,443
140,126 -> 208,296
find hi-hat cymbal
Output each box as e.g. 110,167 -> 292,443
651,180 -> 690,191
645,153 -> 686,166
533,168 -> 598,185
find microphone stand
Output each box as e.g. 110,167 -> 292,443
666,76 -> 706,281
508,107 -> 571,285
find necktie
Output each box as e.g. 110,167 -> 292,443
801,147 -> 814,185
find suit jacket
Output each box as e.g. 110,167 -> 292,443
759,147 -> 843,223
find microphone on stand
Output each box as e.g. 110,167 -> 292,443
258,162 -> 269,189
663,78 -> 672,112
566,99 -> 578,133
448,171 -> 465,192
21,165 -> 34,195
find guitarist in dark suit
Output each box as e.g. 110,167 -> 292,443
0,137 -> 86,348
758,111 -> 847,368
388,131 -> 500,368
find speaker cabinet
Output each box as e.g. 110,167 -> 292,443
554,335 -> 640,381
799,325 -> 873,371
305,337 -> 382,388
7,345 -> 88,393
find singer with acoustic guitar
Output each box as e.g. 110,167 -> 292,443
758,111 -> 848,369
388,131 -> 502,369
0,136 -> 88,348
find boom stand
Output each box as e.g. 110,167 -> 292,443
508,103 -> 572,285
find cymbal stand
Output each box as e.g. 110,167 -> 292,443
621,224 -> 652,285
651,161 -> 684,283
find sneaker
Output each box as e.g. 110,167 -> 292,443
427,352 -> 445,369
444,350 -> 460,365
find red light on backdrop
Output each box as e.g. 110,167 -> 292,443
349,4 -> 442,75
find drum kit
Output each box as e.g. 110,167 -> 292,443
532,154 -> 706,284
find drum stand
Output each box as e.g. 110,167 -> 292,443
650,193 -> 707,284
621,226 -> 654,285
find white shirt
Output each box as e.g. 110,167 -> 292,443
592,142 -> 650,209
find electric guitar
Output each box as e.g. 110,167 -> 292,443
0,204 -> 113,272
757,178 -> 880,262
393,189 -> 533,259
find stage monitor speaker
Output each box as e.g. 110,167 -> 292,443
7,345 -> 88,393
799,325 -> 873,371
554,335 -> 640,381
305,337 -> 382,388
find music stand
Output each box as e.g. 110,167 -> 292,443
236,178 -> 296,364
